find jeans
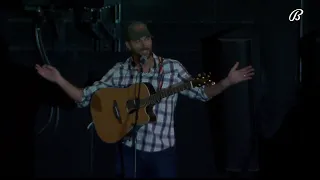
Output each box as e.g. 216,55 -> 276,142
116,144 -> 177,178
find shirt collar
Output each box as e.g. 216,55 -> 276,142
126,53 -> 160,69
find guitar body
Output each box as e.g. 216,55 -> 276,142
90,83 -> 156,143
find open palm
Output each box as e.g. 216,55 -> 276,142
35,64 -> 61,83
227,62 -> 255,85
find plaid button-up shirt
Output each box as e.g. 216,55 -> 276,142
77,54 -> 211,152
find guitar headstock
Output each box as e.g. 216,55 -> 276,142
192,72 -> 215,87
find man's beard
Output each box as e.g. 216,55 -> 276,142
132,48 -> 152,59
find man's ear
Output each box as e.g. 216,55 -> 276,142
125,42 -> 131,50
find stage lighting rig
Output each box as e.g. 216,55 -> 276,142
22,0 -> 122,52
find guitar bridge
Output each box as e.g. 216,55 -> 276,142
126,99 -> 138,114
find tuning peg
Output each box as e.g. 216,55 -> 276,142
198,73 -> 201,77
209,72 -> 212,75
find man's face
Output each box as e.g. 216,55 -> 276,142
126,36 -> 152,58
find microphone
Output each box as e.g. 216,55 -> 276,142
140,55 -> 147,62
138,55 -> 146,68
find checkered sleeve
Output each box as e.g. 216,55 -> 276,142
174,61 -> 211,102
76,63 -> 121,108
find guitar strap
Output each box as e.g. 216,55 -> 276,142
157,57 -> 164,91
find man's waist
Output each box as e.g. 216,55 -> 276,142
121,142 -> 176,154
123,141 -> 175,152
122,135 -> 175,152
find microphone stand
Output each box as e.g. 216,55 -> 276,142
131,62 -> 143,178
119,59 -> 143,178
87,122 -> 95,175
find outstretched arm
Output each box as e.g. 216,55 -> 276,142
204,62 -> 255,98
175,61 -> 211,102
204,78 -> 231,98
75,63 -> 121,108
56,76 -> 84,102
36,63 -> 121,108
177,61 -> 255,101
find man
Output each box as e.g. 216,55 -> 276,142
35,21 -> 255,178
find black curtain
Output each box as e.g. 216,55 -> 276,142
201,0 -> 301,177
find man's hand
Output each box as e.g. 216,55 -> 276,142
226,62 -> 255,85
35,64 -> 84,102
35,64 -> 62,83
204,62 -> 255,98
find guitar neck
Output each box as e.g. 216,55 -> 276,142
137,72 -> 212,107
143,81 -> 193,106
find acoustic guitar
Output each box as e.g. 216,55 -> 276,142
90,72 -> 214,143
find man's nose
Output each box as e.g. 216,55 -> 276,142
141,44 -> 147,49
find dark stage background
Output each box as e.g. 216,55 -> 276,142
1,0 -> 319,178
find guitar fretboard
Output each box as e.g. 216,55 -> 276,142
141,81 -> 193,106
